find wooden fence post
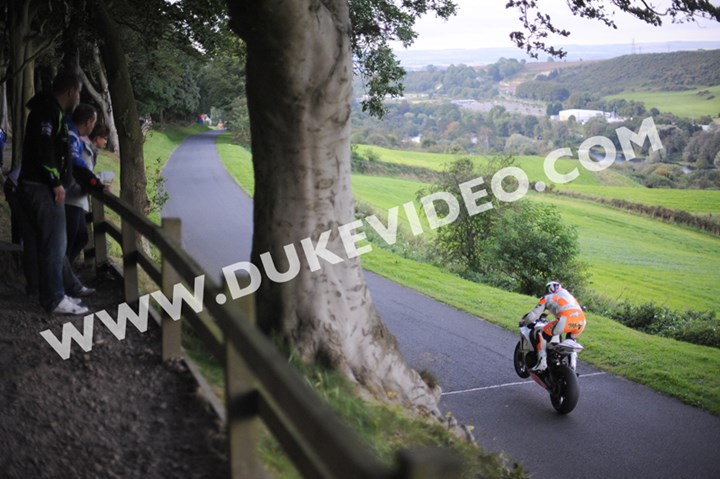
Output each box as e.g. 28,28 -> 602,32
161,217 -> 183,361
121,215 -> 139,305
90,195 -> 107,270
224,273 -> 262,478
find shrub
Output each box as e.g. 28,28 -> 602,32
603,301 -> 719,348
484,201 -> 588,296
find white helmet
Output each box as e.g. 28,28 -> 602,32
546,281 -> 562,294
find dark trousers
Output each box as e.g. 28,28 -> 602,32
19,181 -> 66,311
65,204 -> 89,264
4,181 -> 22,245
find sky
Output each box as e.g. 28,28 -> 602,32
391,0 -> 720,51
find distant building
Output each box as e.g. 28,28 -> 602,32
558,109 -> 625,124
558,109 -> 604,123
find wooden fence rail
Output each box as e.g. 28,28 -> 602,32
88,190 -> 461,479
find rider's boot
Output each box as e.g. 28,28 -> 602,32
531,349 -> 547,372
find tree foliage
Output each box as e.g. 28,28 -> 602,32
485,200 -> 586,295
349,0 -> 457,116
419,158 -> 510,272
683,130 -> 720,168
506,0 -> 720,58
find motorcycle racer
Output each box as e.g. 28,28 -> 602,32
522,281 -> 586,372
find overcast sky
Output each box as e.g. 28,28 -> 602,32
392,0 -> 720,51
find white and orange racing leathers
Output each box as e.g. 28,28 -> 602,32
524,288 -> 586,353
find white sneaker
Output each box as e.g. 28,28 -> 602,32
66,296 -> 83,305
52,296 -> 89,315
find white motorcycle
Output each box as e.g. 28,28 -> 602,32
513,316 -> 584,414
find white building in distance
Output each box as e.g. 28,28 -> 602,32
558,109 -> 624,124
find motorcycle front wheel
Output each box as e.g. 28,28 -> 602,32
550,366 -> 580,414
513,341 -> 530,378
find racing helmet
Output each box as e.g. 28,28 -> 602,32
546,281 -> 562,294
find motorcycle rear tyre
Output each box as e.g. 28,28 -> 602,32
550,366 -> 580,414
513,341 -> 530,378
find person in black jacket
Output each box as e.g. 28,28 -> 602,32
18,69 -> 94,315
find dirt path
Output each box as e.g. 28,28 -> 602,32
0,267 -> 228,478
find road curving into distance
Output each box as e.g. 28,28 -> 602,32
163,131 -> 720,479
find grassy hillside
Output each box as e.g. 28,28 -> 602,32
354,144 -> 635,187
540,50 -> 720,95
216,137 -> 720,313
605,85 -> 720,118
351,173 -> 720,312
559,184 -> 720,216
530,194 -> 720,312
350,163 -> 719,313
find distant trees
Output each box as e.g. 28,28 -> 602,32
485,201 -> 586,296
401,64 -> 495,99
515,81 -> 570,102
483,58 -> 526,82
684,130 -> 720,168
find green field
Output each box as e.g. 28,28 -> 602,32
354,144 -> 636,187
605,85 -> 720,118
351,174 -> 720,312
559,184 -> 720,216
216,138 -> 720,313
531,194 -> 720,312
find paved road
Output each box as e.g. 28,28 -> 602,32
162,130 -> 253,283
163,131 -> 720,479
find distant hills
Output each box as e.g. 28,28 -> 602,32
394,41 -> 720,69
508,49 -> 720,117
527,49 -> 720,94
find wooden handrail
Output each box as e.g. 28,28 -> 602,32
88,189 -> 461,479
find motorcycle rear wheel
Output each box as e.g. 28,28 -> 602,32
550,366 -> 580,414
513,341 -> 530,378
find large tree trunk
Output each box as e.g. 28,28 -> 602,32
78,58 -> 119,153
6,1 -> 35,170
91,0 -> 149,214
229,0 -> 439,412
91,45 -> 119,153
7,58 -> 34,171
0,81 -> 8,134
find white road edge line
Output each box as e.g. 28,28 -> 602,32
441,372 -> 607,396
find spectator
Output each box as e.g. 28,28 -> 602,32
18,69 -> 88,315
65,104 -> 98,267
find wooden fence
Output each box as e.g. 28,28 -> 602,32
87,189 -> 461,479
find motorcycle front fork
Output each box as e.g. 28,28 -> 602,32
570,352 -> 578,371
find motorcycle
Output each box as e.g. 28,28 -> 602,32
513,315 -> 584,414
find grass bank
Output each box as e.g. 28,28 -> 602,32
353,144 -> 636,187
605,85 -> 720,118
558,184 -> 720,216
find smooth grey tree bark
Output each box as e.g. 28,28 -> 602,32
228,0 -> 440,412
